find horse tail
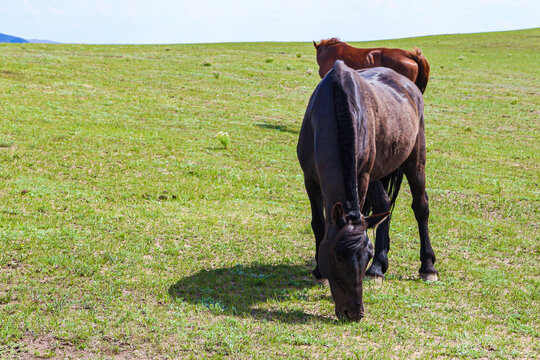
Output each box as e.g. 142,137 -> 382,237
331,61 -> 362,222
361,168 -> 403,216
408,47 -> 430,94
384,168 -> 403,213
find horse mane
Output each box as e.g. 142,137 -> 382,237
319,37 -> 343,47
331,62 -> 362,223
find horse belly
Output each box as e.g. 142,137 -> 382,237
370,108 -> 419,180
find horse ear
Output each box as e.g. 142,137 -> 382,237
331,202 -> 346,225
313,41 -> 319,49
365,212 -> 390,229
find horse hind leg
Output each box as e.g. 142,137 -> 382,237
365,180 -> 392,283
304,176 -> 326,282
401,153 -> 438,281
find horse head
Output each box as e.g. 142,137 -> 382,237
313,38 -> 345,77
318,203 -> 389,321
315,37 -> 342,48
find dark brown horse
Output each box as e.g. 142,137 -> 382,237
297,61 -> 438,321
313,38 -> 430,93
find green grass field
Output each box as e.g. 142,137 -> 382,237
0,28 -> 538,359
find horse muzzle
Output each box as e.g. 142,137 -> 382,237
336,305 -> 364,322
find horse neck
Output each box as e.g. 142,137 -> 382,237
331,66 -> 367,221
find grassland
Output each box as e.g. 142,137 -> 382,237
0,28 -> 538,359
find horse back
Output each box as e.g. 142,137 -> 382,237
353,66 -> 424,179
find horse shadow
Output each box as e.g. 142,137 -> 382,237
256,123 -> 299,135
168,262 -> 334,323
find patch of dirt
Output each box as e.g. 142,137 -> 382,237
9,333 -> 82,360
9,333 -> 157,360
0,70 -> 22,78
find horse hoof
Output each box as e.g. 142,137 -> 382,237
420,272 -> 438,282
365,275 -> 384,284
313,277 -> 328,286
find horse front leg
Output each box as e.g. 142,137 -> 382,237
402,154 -> 438,281
365,180 -> 391,281
304,176 -> 325,281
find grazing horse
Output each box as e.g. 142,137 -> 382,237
297,61 -> 438,321
314,38 -> 431,269
313,38 -> 430,93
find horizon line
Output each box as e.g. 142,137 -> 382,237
3,27 -> 538,46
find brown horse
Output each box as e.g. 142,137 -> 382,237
297,61 -> 438,321
313,38 -> 430,93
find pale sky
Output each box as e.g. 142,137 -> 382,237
1,0 -> 539,44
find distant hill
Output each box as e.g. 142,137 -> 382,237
0,33 -> 28,43
26,39 -> 61,44
0,33 -> 59,44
